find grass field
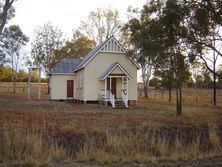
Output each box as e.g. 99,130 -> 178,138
0,82 -> 222,166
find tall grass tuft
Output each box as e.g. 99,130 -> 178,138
0,127 -> 68,165
0,124 -> 221,165
76,126 -> 222,164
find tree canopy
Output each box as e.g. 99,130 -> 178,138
31,23 -> 65,73
54,31 -> 95,60
78,7 -> 122,44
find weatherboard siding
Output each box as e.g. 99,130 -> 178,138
111,66 -> 124,74
84,52 -> 138,101
50,74 -> 75,100
75,69 -> 85,101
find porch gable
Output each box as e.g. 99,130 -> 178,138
98,62 -> 132,80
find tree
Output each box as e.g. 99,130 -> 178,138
54,31 -> 95,61
195,75 -> 204,88
0,0 -> 16,64
16,70 -> 28,82
124,0 -> 192,115
78,7 -> 122,44
0,25 -> 29,93
149,77 -> 161,88
184,0 -> 222,106
0,65 -> 13,81
31,23 -> 65,73
203,71 -> 213,88
123,1 -> 164,99
0,0 -> 15,34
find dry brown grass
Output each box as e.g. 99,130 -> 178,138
75,126 -> 222,164
0,126 -> 69,166
0,87 -> 222,165
141,88 -> 222,107
0,82 -> 48,96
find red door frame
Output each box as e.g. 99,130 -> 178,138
67,80 -> 74,98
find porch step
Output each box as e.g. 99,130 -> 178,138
115,99 -> 126,107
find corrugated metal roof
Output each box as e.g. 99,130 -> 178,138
49,58 -> 82,74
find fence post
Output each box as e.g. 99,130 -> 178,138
38,67 -> 41,100
196,96 -> 198,105
28,68 -> 31,99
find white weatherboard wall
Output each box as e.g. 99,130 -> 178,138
111,66 -> 124,74
50,74 -> 75,100
84,52 -> 138,101
75,69 -> 85,101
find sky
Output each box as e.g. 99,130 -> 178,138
11,0 -> 146,40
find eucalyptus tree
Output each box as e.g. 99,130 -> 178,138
0,0 -> 16,64
79,7 -> 122,44
31,23 -> 65,74
184,0 -> 222,106
125,0 -> 192,115
0,25 -> 29,93
123,0 -> 165,99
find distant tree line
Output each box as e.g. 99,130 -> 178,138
149,71 -> 222,90
0,66 -> 47,82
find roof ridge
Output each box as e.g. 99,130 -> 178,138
74,36 -> 115,72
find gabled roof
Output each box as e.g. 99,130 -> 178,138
50,36 -> 140,75
98,62 -> 132,80
74,41 -> 105,72
49,58 -> 82,74
74,35 -> 138,72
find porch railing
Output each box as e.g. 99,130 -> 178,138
100,90 -> 115,107
108,91 -> 115,107
121,89 -> 128,107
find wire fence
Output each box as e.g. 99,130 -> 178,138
0,82 -> 48,97
138,88 -> 222,107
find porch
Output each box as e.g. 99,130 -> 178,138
99,76 -> 129,107
98,62 -> 132,108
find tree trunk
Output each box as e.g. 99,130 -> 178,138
144,84 -> 148,98
168,79 -> 172,102
47,79 -> 50,94
213,64 -> 216,106
176,84 -> 179,115
176,52 -> 182,116
176,79 -> 182,115
0,0 -> 14,34
213,49 -> 216,106
13,73 -> 16,94
178,86 -> 182,115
